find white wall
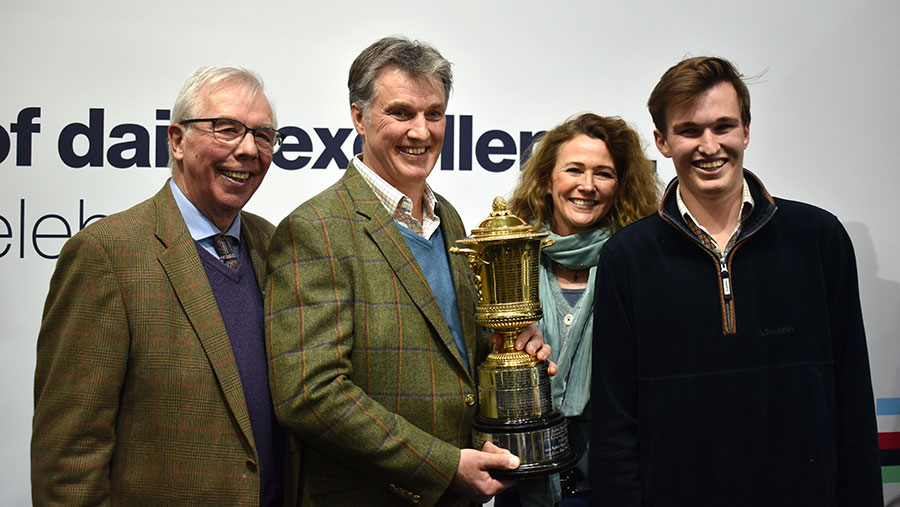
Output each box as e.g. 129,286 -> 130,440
3,0 -> 898,503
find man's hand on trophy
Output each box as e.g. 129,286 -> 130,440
489,324 -> 558,375
450,441 -> 519,503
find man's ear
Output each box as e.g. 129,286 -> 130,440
168,124 -> 186,162
653,129 -> 672,158
350,103 -> 366,136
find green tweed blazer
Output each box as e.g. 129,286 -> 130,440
32,182 -> 299,506
266,163 -> 489,506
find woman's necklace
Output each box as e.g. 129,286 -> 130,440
554,262 -> 589,283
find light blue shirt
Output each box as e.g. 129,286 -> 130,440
169,179 -> 241,260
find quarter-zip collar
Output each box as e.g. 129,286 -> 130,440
657,169 -> 778,334
659,169 -> 777,242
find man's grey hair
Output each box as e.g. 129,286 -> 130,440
348,36 -> 453,117
169,65 -> 275,166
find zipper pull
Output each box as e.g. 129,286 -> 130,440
720,259 -> 732,300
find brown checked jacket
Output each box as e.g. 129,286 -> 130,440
32,182 -> 299,506
265,162 -> 489,506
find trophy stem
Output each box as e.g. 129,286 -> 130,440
501,330 -> 518,354
484,328 -> 539,368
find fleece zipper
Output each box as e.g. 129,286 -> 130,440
657,171 -> 779,335
660,210 -> 775,335
719,257 -> 734,332
659,213 -> 736,333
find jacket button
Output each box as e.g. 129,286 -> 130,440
245,460 -> 257,472
465,393 -> 476,406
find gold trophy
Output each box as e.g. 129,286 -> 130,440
450,196 -> 576,478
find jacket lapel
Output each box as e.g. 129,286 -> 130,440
153,182 -> 256,451
240,215 -> 268,290
342,165 -> 472,377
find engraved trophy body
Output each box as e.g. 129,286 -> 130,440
450,197 -> 576,478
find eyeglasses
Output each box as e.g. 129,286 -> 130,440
180,118 -> 283,153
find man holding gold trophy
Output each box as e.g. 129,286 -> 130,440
265,36 -> 557,506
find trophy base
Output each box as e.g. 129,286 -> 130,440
471,411 -> 578,479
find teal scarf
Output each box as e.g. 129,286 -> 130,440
536,223 -> 610,417
539,224 -> 610,270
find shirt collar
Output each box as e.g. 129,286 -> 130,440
676,176 -> 754,228
169,178 -> 241,242
353,155 -> 440,236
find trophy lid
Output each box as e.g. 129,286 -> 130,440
457,196 -> 549,245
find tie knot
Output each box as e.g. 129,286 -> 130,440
213,234 -> 240,269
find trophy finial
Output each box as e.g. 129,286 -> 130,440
492,196 -> 507,213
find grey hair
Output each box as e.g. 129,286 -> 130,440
168,65 -> 275,166
348,36 -> 453,117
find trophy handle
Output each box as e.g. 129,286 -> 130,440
449,246 -> 489,300
449,246 -> 483,260
541,238 -> 556,249
448,247 -> 490,270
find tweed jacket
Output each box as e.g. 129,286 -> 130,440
32,181 -> 299,506
265,163 -> 488,506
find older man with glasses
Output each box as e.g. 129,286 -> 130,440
32,65 -> 299,506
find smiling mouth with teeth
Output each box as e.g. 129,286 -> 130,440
570,198 -> 597,206
696,160 -> 725,169
221,169 -> 250,181
401,147 -> 426,155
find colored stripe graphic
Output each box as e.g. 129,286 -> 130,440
877,398 -> 900,415
881,432 -> 900,450
884,466 -> 900,484
880,432 -> 900,479
883,449 -> 900,467
879,401 -> 900,482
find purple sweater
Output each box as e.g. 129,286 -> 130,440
198,242 -> 283,506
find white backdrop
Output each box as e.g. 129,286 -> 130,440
3,0 -> 898,503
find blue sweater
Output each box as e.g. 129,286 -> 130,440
398,225 -> 469,370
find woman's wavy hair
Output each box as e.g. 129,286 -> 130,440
508,113 -> 662,231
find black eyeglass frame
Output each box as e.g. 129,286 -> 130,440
180,117 -> 283,153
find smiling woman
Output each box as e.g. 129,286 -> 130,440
500,113 -> 662,507
546,134 -> 619,237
